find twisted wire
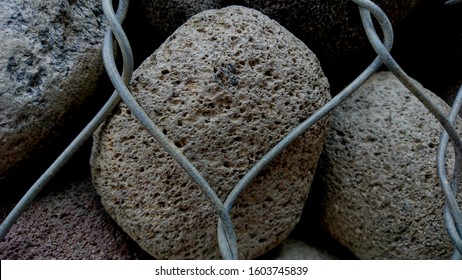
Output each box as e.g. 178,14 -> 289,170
1,0 -> 460,260
0,0 -> 131,241
101,0 -> 238,260
217,0 -> 395,246
353,0 -> 462,259
437,84 -> 462,259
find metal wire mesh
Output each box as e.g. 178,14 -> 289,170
0,0 -> 460,260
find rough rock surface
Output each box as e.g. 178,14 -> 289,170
0,0 -> 107,177
316,71 -> 462,259
133,0 -> 421,65
0,177 -> 151,260
91,6 -> 331,259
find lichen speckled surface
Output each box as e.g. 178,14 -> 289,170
316,72 -> 462,259
91,6 -> 331,259
0,0 -> 107,177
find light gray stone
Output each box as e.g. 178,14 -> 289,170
273,239 -> 335,260
91,6 -> 331,259
0,0 -> 107,177
316,71 -> 462,259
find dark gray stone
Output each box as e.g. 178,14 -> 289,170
133,0 -> 222,36
133,0 -> 421,65
240,0 -> 421,65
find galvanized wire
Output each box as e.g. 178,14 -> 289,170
100,0 -> 394,259
353,0 -> 462,258
217,0 -> 395,249
100,0 -> 239,260
437,84 -> 462,259
0,0 -> 131,241
0,0 -> 461,260
445,2 -> 462,255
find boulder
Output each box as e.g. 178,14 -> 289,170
0,177 -> 150,260
91,6 -> 331,259
316,71 -> 462,259
0,0 -> 107,177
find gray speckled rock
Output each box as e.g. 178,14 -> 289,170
91,6 -> 331,259
133,0 -> 421,65
0,0 -> 106,177
316,71 -> 462,259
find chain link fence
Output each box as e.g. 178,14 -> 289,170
0,0 -> 461,260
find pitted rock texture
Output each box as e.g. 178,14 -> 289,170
0,177 -> 151,260
316,72 -> 462,259
91,6 -> 331,259
133,0 -> 421,65
0,0 -> 106,177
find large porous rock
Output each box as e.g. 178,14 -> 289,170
133,0 -> 421,66
0,0 -> 107,177
0,177 -> 151,260
316,71 -> 462,259
91,6 -> 331,259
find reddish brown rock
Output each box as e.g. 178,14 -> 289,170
0,177 -> 151,260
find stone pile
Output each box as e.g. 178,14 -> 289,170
2,0 -> 461,260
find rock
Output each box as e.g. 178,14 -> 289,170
0,177 -> 151,260
132,0 -> 222,37
272,239 -> 335,260
316,71 -> 462,259
240,0 -> 421,65
133,0 -> 421,65
0,0 -> 107,177
91,6 -> 331,259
